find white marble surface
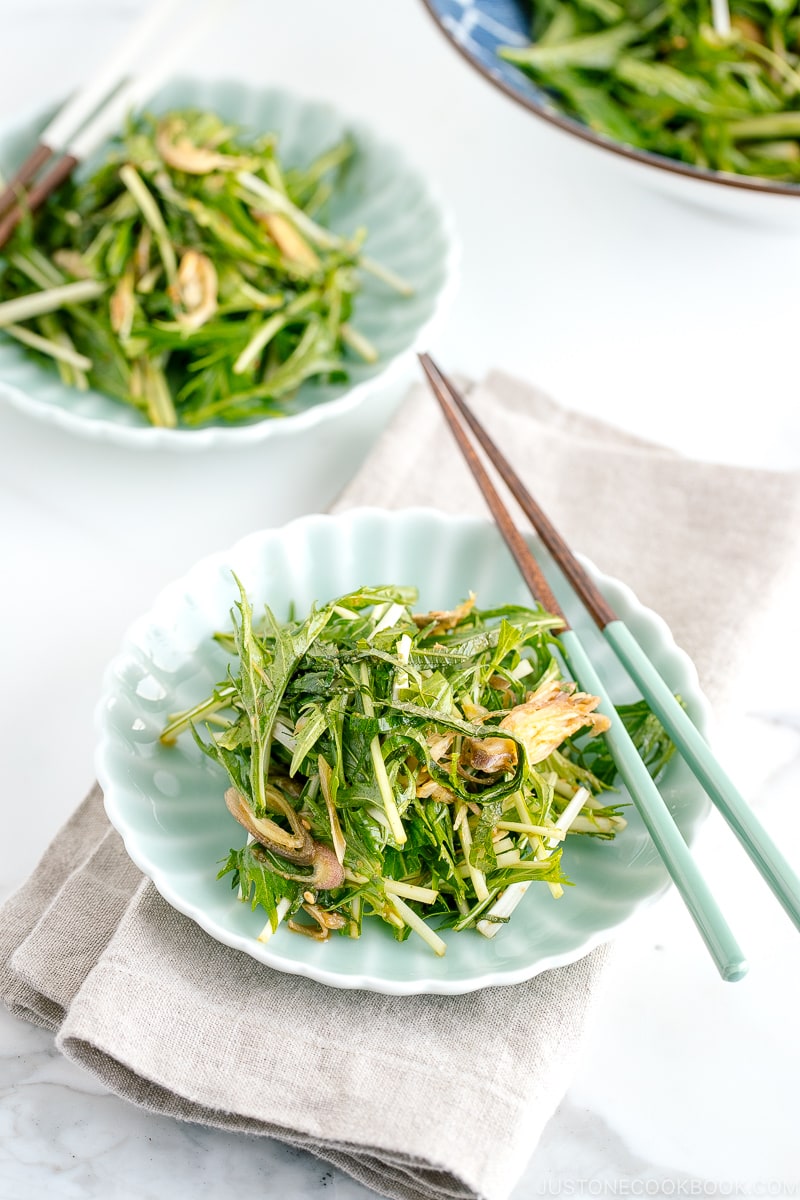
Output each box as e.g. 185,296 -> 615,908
1,1 -> 799,1197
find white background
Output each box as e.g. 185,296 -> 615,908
0,1 -> 798,1197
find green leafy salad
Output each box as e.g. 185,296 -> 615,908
501,0 -> 800,182
0,109 -> 409,427
161,582 -> 675,955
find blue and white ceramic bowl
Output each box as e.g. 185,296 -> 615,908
423,0 -> 800,225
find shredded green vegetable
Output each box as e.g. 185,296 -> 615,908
162,582 -> 676,954
501,0 -> 800,182
0,109 -> 410,427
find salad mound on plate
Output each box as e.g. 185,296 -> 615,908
0,109 -> 410,428
161,582 -> 675,955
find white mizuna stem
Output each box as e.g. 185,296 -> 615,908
237,832 -> 255,900
458,849 -> 521,875
233,289 -> 320,375
386,893 -> 446,957
536,842 -> 564,901
552,787 -> 592,840
2,323 -> 92,370
0,280 -> 104,328
384,879 -> 439,904
238,172 -> 413,296
539,785 -> 591,898
318,754 -> 347,866
478,868 -> 549,937
569,813 -> 626,834
478,788 -> 594,938
349,896 -> 362,938
489,789 -> 555,923
360,663 -> 406,845
9,249 -> 62,289
369,602 -> 406,640
233,310 -> 289,375
514,790 -> 535,827
369,737 -> 406,844
332,604 -> 359,620
119,165 -> 177,286
340,323 -> 378,363
494,849 -> 522,868
392,632 -> 412,700
456,801 -> 489,902
711,0 -> 732,38
477,883 -> 532,937
256,896 -> 292,943
497,820 -> 561,839
271,718 -> 297,753
358,255 -> 414,297
239,172 -> 339,248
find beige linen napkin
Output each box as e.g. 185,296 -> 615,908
3,371 -> 800,1200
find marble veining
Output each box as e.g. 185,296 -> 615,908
0,1009 -> 374,1200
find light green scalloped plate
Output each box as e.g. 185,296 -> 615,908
0,80 -> 457,449
96,508 -> 711,993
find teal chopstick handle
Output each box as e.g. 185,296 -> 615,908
604,619 -> 800,934
560,630 -> 748,983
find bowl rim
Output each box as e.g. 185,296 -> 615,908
95,505 -> 713,995
420,0 -> 800,200
0,78 -> 460,450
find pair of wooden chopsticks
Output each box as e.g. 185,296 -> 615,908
419,353 -> 800,982
0,0 -> 223,251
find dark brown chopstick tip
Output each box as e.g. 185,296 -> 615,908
0,153 -> 78,251
419,354 -> 569,625
422,355 -> 618,632
0,142 -> 55,221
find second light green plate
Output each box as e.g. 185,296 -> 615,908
0,80 -> 457,448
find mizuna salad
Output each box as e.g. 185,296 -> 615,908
161,582 -> 675,955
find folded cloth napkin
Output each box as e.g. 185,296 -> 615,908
3,371 -> 800,1200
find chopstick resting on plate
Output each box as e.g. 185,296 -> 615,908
419,352 -> 750,983
0,0 -> 225,251
420,354 -> 800,940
